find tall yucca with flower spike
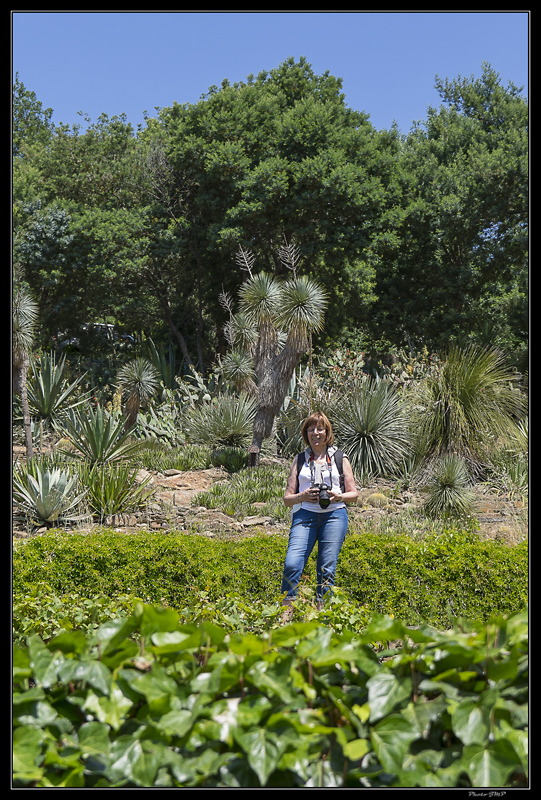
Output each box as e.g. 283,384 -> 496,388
222,244 -> 327,458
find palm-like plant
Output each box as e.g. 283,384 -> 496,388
225,245 -> 327,456
56,405 -> 150,465
221,351 -> 257,396
116,357 -> 160,429
333,379 -> 412,482
413,345 -> 527,476
12,280 -> 39,457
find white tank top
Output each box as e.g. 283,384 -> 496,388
293,449 -> 346,514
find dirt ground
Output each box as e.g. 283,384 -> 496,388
12,446 -> 527,544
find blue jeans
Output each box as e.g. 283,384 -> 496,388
281,507 -> 348,603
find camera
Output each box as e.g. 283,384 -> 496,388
313,481 -> 331,509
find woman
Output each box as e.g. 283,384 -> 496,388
281,412 -> 358,616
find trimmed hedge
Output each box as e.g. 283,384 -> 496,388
13,529 -> 527,628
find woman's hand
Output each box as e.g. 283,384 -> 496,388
329,489 -> 343,503
303,486 -> 320,503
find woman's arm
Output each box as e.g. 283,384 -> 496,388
330,456 -> 359,504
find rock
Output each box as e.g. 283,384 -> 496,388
242,515 -> 272,526
135,469 -> 153,484
365,492 -> 389,508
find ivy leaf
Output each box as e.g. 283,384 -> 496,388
108,736 -> 163,787
366,672 -> 412,722
12,725 -> 44,783
233,726 -> 285,786
370,713 -> 419,774
451,698 -> 491,746
77,721 -> 112,756
27,634 -> 66,688
57,658 -> 112,696
463,740 -> 522,787
83,686 -> 133,731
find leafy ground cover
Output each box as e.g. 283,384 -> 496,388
13,603 -> 528,788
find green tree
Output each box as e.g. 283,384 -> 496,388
155,56 -> 392,347
369,63 -> 528,359
12,72 -> 54,159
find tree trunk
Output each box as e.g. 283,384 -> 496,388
160,294 -> 194,369
13,352 -> 33,459
249,334 -> 307,461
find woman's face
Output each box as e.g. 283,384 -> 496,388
306,420 -> 328,449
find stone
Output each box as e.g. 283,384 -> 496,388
242,515 -> 272,526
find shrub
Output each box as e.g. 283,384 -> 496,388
77,462 -> 154,522
182,393 -> 257,450
210,446 -> 249,473
412,345 -> 526,476
13,530 -> 527,628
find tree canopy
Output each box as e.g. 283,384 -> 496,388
12,58 -> 528,371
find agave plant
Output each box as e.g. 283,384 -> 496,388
422,455 -> 477,519
56,405 -> 151,465
26,352 -> 89,427
333,379 -> 412,482
13,461 -> 88,527
210,446 -> 249,473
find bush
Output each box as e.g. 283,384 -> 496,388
13,529 -> 527,628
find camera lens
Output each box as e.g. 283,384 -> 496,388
318,484 -> 331,509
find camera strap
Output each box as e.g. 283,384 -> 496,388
309,449 -> 332,486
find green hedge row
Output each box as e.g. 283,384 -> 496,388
13,529 -> 527,628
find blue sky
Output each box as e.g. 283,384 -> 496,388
12,10 -> 529,135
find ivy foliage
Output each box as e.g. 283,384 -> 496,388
13,603 -> 527,787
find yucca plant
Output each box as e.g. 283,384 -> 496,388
56,405 -> 151,465
12,279 -> 39,458
224,245 -> 327,456
182,393 -> 257,450
13,461 -> 88,528
422,455 -> 477,519
77,462 -> 153,522
116,357 -> 160,429
221,351 -> 257,396
413,345 -> 527,476
333,379 -> 412,482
